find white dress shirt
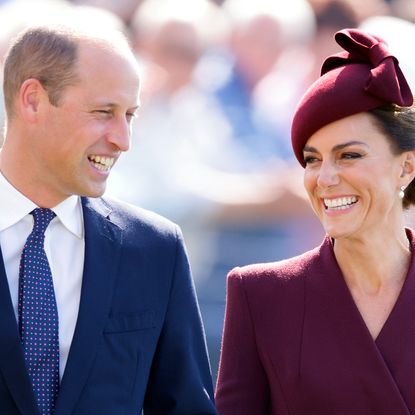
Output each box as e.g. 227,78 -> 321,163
0,172 -> 84,380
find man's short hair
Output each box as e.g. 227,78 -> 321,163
3,25 -> 81,119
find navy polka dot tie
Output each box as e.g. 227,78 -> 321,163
18,208 -> 59,415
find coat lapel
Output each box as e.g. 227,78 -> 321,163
374,228 -> 415,411
54,197 -> 123,415
0,249 -> 40,415
300,236 -> 411,415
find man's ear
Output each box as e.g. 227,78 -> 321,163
18,78 -> 49,123
399,151 -> 415,186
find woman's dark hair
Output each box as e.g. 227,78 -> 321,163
370,103 -> 415,209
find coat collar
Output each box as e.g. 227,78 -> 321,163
374,228 -> 415,411
301,231 -> 415,414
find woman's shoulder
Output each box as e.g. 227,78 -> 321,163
227,238 -> 329,287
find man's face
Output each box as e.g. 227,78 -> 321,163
34,42 -> 140,204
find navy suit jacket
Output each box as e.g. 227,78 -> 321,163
0,196 -> 217,415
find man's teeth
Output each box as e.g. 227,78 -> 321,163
324,196 -> 357,210
89,155 -> 115,171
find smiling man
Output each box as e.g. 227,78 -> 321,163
0,24 -> 216,415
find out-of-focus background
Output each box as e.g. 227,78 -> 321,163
1,0 -> 414,383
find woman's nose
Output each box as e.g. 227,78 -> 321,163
316,160 -> 340,189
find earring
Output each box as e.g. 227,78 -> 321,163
400,186 -> 405,199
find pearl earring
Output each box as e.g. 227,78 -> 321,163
400,186 -> 406,199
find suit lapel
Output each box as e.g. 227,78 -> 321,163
54,197 -> 123,415
0,249 -> 40,415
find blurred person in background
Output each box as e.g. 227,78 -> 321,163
306,0 -> 389,81
388,0 -> 415,22
216,26 -> 415,415
207,0 -> 317,163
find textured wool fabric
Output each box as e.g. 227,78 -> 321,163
216,229 -> 415,414
291,28 -> 414,166
18,208 -> 59,415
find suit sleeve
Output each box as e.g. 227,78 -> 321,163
143,226 -> 217,415
215,269 -> 270,414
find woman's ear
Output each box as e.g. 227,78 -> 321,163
400,151 -> 415,185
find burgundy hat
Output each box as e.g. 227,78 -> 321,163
291,28 -> 414,167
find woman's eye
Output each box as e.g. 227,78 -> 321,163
303,155 -> 319,165
342,152 -> 362,159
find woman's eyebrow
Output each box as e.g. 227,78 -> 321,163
303,140 -> 369,153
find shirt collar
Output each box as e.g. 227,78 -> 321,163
53,196 -> 84,238
0,171 -> 84,238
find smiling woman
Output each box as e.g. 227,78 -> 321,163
302,111 -> 413,241
215,27 -> 415,415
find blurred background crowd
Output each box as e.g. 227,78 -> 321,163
0,0 -> 414,383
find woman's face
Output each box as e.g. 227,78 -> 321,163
303,112 -> 409,240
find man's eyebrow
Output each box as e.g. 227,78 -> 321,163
93,103 -> 141,113
303,140 -> 369,153
124,105 -> 140,113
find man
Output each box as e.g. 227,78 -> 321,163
0,24 -> 217,414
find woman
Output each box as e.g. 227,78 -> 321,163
215,28 -> 415,414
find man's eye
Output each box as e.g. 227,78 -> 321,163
126,112 -> 136,120
95,110 -> 111,116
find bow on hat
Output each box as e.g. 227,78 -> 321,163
291,27 -> 414,167
321,28 -> 413,106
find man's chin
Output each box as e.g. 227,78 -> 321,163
81,183 -> 107,199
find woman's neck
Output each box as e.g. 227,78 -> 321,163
333,228 -> 411,295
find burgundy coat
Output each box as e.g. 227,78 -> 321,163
215,229 -> 415,415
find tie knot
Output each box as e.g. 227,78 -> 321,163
31,208 -> 56,235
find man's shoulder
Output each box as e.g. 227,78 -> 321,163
83,195 -> 179,239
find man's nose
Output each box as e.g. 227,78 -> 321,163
107,117 -> 131,152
